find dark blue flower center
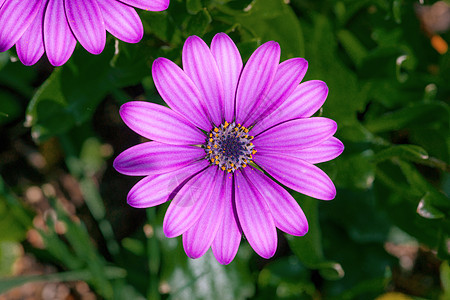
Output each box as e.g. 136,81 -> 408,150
204,121 -> 256,172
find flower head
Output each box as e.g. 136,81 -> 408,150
114,33 -> 344,264
0,0 -> 170,66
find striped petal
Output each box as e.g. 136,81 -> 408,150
97,0 -> 143,43
183,35 -> 224,126
234,170 -> 277,259
251,80 -> 329,136
210,33 -> 242,123
119,101 -> 205,145
152,57 -> 211,131
113,142 -> 205,176
246,166 -> 308,236
163,167 -> 217,238
127,160 -> 208,208
0,0 -> 43,52
118,0 -> 169,11
253,117 -> 337,151
291,137 -> 344,164
183,170 -> 227,259
44,0 -> 77,66
212,173 -> 241,265
235,41 -> 280,126
254,152 -> 336,200
16,0 -> 47,66
65,0 -> 106,54
245,58 -> 308,126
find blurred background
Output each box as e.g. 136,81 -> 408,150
0,0 -> 449,299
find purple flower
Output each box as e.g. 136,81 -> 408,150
0,0 -> 170,66
114,33 -> 344,264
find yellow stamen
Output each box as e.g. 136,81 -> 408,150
215,160 -> 219,165
209,138 -> 213,142
214,127 -> 219,132
242,164 -> 246,168
221,166 -> 226,171
211,158 -> 215,163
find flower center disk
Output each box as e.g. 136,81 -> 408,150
205,121 -> 257,172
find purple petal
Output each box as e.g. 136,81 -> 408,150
253,117 -> 337,151
235,41 -> 280,126
16,0 -> 46,66
0,0 -> 6,8
183,170 -> 227,259
119,101 -> 205,145
0,0 -> 43,52
211,174 -> 241,265
245,166 -> 308,236
44,0 -> 77,66
163,167 -> 217,238
97,0 -> 143,43
210,33 -> 242,123
117,0 -> 169,11
183,35 -> 224,126
234,170 -> 277,259
127,159 -> 208,208
65,0 -> 106,54
113,142 -> 205,176
251,80 -> 329,136
152,57 -> 212,131
254,152 -> 336,200
245,58 -> 308,126
291,137 -> 344,164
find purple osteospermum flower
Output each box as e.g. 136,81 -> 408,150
0,0 -> 169,66
113,33 -> 344,264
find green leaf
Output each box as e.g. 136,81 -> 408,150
416,193 -> 446,219
0,242 -> 22,277
185,8 -> 212,36
0,178 -> 33,242
186,0 -> 203,14
26,41 -> 155,142
372,144 -> 429,164
258,256 -> 316,298
330,152 -> 376,190
287,196 -> 344,280
364,102 -> 449,133
219,0 -> 305,59
441,261 -> 450,299
337,29 -> 368,67
392,0 -> 402,24
300,13 -> 366,125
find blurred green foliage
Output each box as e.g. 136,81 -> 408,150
0,0 -> 449,299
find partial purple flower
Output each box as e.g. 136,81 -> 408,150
0,0 -> 170,66
114,33 -> 344,264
